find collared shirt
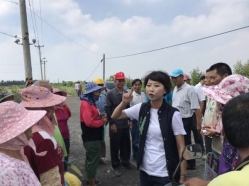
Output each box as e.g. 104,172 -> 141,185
130,91 -> 147,107
105,88 -> 129,128
194,83 -> 206,102
172,82 -> 200,118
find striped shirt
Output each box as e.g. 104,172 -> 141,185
172,82 -> 200,118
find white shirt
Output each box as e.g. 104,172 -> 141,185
172,82 -> 200,118
130,91 -> 147,107
124,103 -> 186,177
75,83 -> 79,90
194,83 -> 205,101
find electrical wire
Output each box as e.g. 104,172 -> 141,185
26,7 -> 101,57
38,0 -> 46,57
106,25 -> 249,59
28,0 -> 37,41
31,0 -> 40,41
0,31 -> 20,38
85,62 -> 102,81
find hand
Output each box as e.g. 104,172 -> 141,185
184,178 -> 209,186
128,121 -> 133,128
122,88 -> 133,104
103,118 -> 107,123
202,126 -> 216,137
111,124 -> 117,133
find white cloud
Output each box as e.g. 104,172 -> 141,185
1,0 -> 249,82
121,0 -> 163,5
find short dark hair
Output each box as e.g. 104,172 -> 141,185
144,71 -> 171,95
206,68 -> 210,73
209,62 -> 232,76
222,93 -> 249,148
200,75 -> 205,80
132,79 -> 142,86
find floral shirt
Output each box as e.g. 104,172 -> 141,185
0,153 -> 41,186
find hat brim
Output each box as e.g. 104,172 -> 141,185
0,94 -> 14,102
170,74 -> 183,78
0,110 -> 46,144
84,86 -> 105,95
201,86 -> 232,104
20,93 -> 66,108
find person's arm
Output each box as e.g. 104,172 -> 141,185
40,166 -> 61,186
111,101 -> 129,120
184,178 -> 210,186
189,88 -> 202,132
175,135 -> 187,183
199,101 -> 204,117
81,101 -> 105,128
111,89 -> 133,120
195,109 -> 202,132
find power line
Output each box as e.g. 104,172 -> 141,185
27,0 -> 37,40
31,0 -> 39,41
86,62 -> 102,81
26,7 -> 101,57
38,0 -> 46,57
0,31 -> 20,38
106,25 -> 249,59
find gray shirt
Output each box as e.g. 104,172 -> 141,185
172,82 -> 200,118
105,88 -> 129,129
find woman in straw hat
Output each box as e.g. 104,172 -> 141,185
53,88 -> 71,172
0,101 -> 46,185
80,82 -> 107,186
20,86 -> 66,186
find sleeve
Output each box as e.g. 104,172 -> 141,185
124,103 -> 141,121
40,166 -> 61,186
24,137 -> 60,175
105,91 -> 114,125
188,87 -> 200,110
0,167 -> 29,185
172,111 -> 187,135
81,101 -> 105,128
64,104 -> 71,118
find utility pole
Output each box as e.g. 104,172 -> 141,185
19,0 -> 33,86
35,44 -> 44,79
43,58 -> 47,80
102,54 -> 105,81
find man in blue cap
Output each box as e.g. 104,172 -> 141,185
170,68 -> 201,170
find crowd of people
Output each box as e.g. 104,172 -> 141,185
1,62 -> 249,186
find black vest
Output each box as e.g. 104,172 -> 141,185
136,100 -> 180,182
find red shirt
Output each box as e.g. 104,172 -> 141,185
55,104 -> 71,139
80,100 -> 105,128
24,131 -> 64,185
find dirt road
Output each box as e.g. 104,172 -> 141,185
66,96 -> 204,186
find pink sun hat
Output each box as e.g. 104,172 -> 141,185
0,101 -> 46,144
20,86 -> 66,108
183,74 -> 190,81
202,74 -> 249,104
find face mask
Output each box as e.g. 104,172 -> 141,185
92,95 -> 100,101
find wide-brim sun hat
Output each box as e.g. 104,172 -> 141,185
20,86 -> 66,108
84,82 -> 105,95
53,88 -> 67,97
170,68 -> 184,77
202,74 -> 249,104
0,101 -> 46,144
0,91 -> 14,103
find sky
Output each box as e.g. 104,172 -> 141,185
0,0 -> 249,82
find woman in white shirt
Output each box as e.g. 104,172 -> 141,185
112,71 -> 187,186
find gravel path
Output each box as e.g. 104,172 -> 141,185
66,96 -> 204,186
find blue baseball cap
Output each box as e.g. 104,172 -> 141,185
170,68 -> 184,77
